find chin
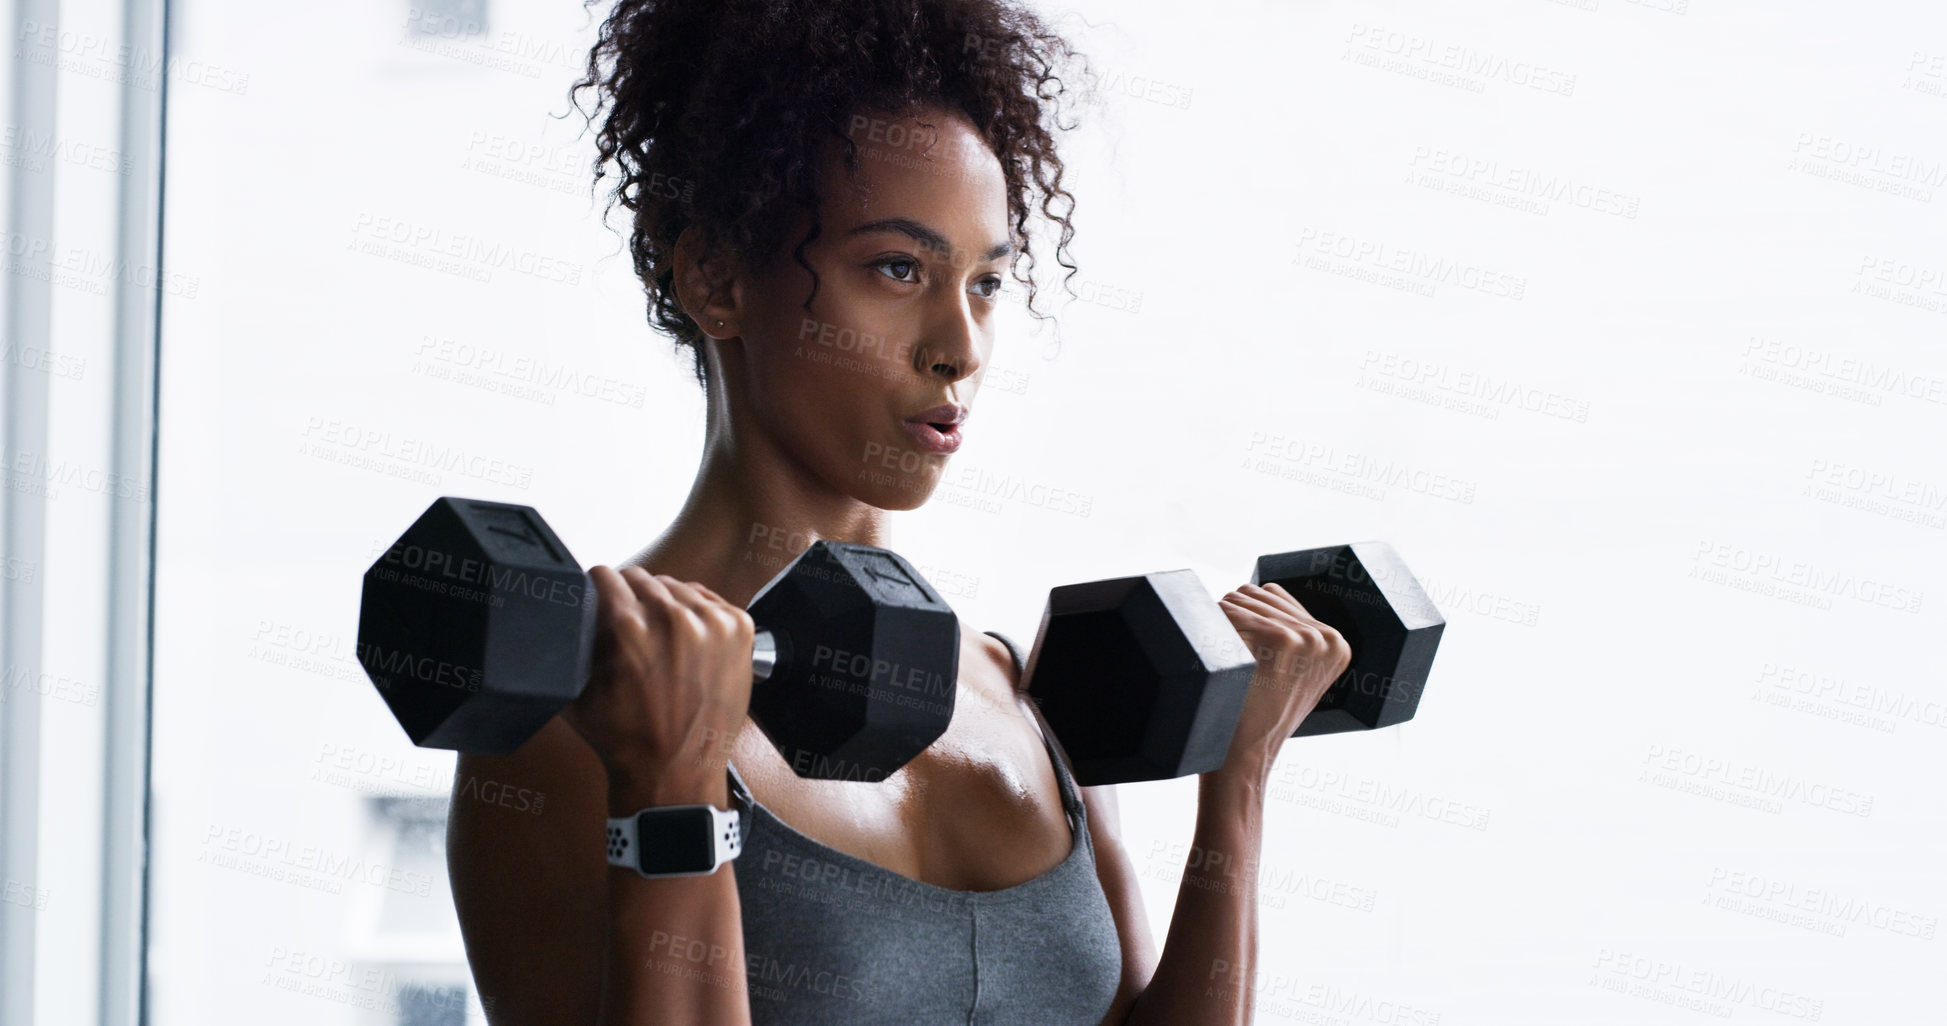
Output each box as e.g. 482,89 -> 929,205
842,456 -> 944,512
859,482 -> 935,512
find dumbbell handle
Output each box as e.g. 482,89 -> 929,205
751,629 -> 778,683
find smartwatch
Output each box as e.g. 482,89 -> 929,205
606,804 -> 742,878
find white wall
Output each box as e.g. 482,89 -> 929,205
138,0 -> 1943,1023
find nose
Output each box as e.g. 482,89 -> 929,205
912,294 -> 984,385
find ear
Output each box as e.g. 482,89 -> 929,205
672,225 -> 746,339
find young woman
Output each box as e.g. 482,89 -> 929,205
445,2 -> 1349,1023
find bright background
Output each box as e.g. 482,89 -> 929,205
138,0 -> 1946,1022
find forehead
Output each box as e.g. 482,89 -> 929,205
818,109 -> 1011,246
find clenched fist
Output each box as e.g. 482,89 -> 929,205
560,566 -> 756,805
1213,582 -> 1352,782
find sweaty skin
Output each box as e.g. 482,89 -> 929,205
449,107 -> 1160,1025
446,105 -> 1342,1026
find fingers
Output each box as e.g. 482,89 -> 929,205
1221,589 -> 1292,623
1217,614 -> 1281,653
599,567 -> 751,644
608,567 -> 705,618
659,577 -> 753,637
685,581 -> 730,605
1216,598 -> 1288,643
1221,586 -> 1348,653
1229,585 -> 1343,639
589,565 -> 646,628
616,566 -> 679,615
1218,594 -> 1309,652
1222,590 -> 1319,640
654,575 -> 712,612
588,565 -> 631,607
1244,582 -> 1314,621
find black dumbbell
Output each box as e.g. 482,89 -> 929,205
1251,543 -> 1443,737
356,497 -> 961,782
1023,541 -> 1444,786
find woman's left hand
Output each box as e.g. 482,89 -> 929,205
1211,583 -> 1352,783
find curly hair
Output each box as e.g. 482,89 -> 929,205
567,0 -> 1088,389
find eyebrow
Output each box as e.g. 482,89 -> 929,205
843,217 -> 1014,262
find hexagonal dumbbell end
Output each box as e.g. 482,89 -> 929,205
1024,570 -> 1256,786
357,497 -> 596,753
747,541 -> 960,782
1252,541 -> 1444,736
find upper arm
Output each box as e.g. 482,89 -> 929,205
1083,782 -> 1160,1024
446,717 -> 608,1026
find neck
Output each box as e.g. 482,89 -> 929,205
627,349 -> 893,608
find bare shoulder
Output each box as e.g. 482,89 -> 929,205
970,627 -> 1028,695
446,716 -> 608,1025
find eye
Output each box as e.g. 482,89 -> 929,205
872,257 -> 921,284
971,275 -> 1004,299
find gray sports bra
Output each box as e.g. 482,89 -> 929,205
723,630 -> 1122,1025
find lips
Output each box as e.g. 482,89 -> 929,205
902,404 -> 967,455
906,403 -> 966,427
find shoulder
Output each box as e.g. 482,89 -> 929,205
972,627 -> 1030,695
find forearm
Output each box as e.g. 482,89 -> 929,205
1123,768 -> 1266,1026
598,772 -> 752,1026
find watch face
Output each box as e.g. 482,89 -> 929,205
637,807 -> 717,875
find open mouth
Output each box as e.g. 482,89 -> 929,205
901,417 -> 964,454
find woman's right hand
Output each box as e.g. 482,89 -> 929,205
561,566 -> 756,805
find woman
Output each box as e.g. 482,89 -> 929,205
446,2 -> 1349,1023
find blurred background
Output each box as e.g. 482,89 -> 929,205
4,0 -> 1944,1022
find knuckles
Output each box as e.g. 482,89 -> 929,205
594,575 -> 753,653
1261,621 -> 1328,653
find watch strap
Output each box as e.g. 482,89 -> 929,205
605,804 -> 742,878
